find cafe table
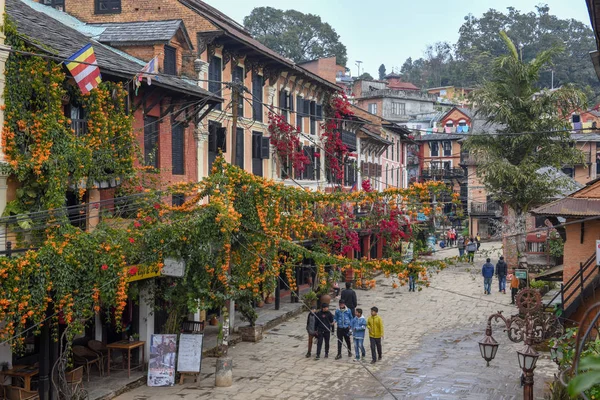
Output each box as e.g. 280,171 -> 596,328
0,365 -> 39,391
106,340 -> 145,378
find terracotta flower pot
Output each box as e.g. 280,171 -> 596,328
265,296 -> 275,304
320,293 -> 331,307
257,300 -> 265,308
209,317 -> 218,326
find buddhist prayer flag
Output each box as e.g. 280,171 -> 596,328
65,44 -> 102,95
135,57 -> 159,95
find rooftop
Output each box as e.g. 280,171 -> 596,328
92,20 -> 193,49
11,0 -> 220,101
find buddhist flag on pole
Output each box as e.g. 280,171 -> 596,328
65,44 -> 102,95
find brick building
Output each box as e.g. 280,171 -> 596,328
531,178 -> 600,322
43,0 -> 342,191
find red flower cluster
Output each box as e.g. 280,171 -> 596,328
322,92 -> 353,181
267,112 -> 310,175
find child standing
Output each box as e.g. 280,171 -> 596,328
314,303 -> 334,360
510,274 -> 520,305
367,306 -> 384,364
350,308 -> 367,361
305,305 -> 317,358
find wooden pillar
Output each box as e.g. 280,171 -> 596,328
345,247 -> 354,282
377,237 -> 384,259
362,235 -> 371,260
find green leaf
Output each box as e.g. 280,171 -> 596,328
578,355 -> 600,371
568,370 -> 600,396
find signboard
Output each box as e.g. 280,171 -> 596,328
515,269 -> 528,280
177,334 -> 203,373
427,235 -> 437,253
597,240 -> 600,266
127,264 -> 161,283
148,334 -> 178,387
402,242 -> 414,264
161,258 -> 186,278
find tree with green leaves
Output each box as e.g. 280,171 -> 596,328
464,32 -> 587,269
378,64 -> 386,80
400,5 -> 599,93
358,72 -> 374,80
243,7 -> 347,66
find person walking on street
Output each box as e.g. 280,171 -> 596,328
482,258 -> 495,295
351,308 -> 367,361
367,306 -> 384,364
457,236 -> 465,258
476,233 -> 481,250
341,281 -> 358,317
305,305 -> 318,358
408,268 -> 417,292
496,256 -> 508,294
466,238 -> 477,262
314,303 -> 334,360
334,299 -> 353,359
510,274 -> 521,305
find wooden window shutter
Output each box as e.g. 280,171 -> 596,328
171,123 -> 184,175
316,104 -> 323,120
261,137 -> 270,159
235,128 -> 244,168
216,127 -> 226,152
163,45 -> 176,75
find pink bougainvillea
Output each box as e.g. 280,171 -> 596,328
267,112 -> 310,175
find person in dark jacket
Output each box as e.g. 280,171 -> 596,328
305,305 -> 318,358
314,303 -> 334,360
457,236 -> 465,257
496,256 -> 508,294
340,282 -> 358,317
482,258 -> 494,295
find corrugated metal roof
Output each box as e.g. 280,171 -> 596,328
531,198 -> 600,216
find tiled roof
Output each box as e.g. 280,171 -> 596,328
93,20 -> 193,49
8,0 -> 220,101
179,0 -> 340,91
414,133 -> 464,141
531,198 -> 600,216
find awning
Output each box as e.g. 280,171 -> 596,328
531,265 -> 563,282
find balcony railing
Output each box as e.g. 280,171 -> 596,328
469,201 -> 502,216
421,167 -> 465,180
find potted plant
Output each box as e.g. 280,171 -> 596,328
302,290 -> 318,308
209,314 -> 218,326
132,333 -> 140,341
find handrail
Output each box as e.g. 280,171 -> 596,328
545,253 -> 597,312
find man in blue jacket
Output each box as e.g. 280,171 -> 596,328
482,258 -> 495,295
334,299 -> 353,359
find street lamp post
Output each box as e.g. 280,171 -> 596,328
478,289 -> 561,400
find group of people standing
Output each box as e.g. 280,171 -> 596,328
481,256 -> 521,304
456,234 -> 481,262
306,282 -> 384,364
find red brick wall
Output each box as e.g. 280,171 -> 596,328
61,0 -> 217,55
300,57 -> 339,84
133,91 -> 198,189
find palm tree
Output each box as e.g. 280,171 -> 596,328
464,31 -> 586,269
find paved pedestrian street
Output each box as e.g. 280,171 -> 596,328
116,242 -> 557,400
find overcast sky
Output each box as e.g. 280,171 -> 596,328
203,0 -> 592,77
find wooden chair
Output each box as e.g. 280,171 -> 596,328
65,366 -> 84,392
87,340 -> 108,372
72,345 -> 102,382
8,387 -> 39,400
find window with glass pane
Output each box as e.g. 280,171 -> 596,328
144,116 -> 159,168
208,57 -> 222,110
171,123 -> 184,175
430,142 -> 439,157
95,0 -> 120,14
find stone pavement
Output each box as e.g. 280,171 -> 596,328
115,241 -> 558,400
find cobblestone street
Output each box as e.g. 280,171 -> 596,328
116,242 -> 557,400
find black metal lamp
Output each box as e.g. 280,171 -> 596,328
479,324 -> 499,367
